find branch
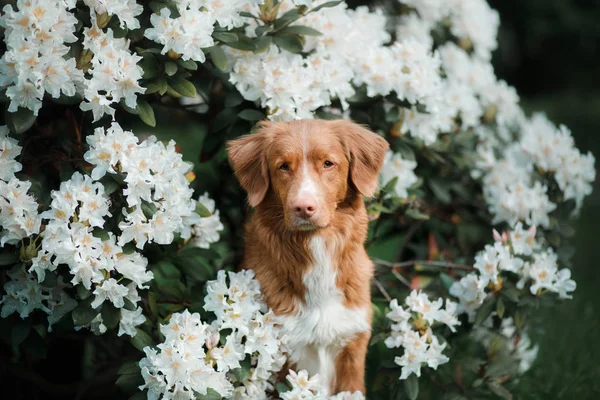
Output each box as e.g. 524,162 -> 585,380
390,268 -> 411,288
374,258 -> 475,271
372,278 -> 392,302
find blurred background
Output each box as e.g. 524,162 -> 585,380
488,0 -> 600,398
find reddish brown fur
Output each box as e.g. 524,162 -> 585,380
227,119 -> 388,394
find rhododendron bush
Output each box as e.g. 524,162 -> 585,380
0,0 -> 595,399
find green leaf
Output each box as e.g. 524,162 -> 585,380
164,61 -> 178,76
273,34 -> 303,54
275,382 -> 290,395
279,25 -> 322,36
209,46 -> 228,72
404,374 -> 419,400
77,285 -> 92,300
130,328 -> 154,352
429,179 -> 452,204
168,77 -> 197,98
6,107 -> 36,134
172,247 -> 218,282
253,35 -> 273,53
255,24 -> 273,36
496,296 -> 505,319
116,361 -> 144,393
474,295 -> 496,326
194,389 -> 222,399
225,34 -> 256,51
142,79 -> 163,94
405,208 -> 430,220
213,32 -> 238,43
486,382 -> 513,400
41,272 -> 58,288
233,357 -> 252,383
101,303 -> 121,330
273,9 -> 301,29
514,309 -> 526,330
195,202 -> 212,218
119,360 -> 142,376
140,54 -> 159,80
501,287 -> 520,303
0,252 -> 18,266
148,291 -> 158,317
439,272 -> 455,292
137,100 -> 156,127
238,109 -> 265,121
177,59 -> 198,71
309,1 -> 343,13
11,318 -> 31,346
224,92 -> 243,108
72,300 -> 99,326
123,297 -> 137,312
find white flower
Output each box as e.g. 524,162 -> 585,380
82,0 -> 142,29
405,290 -> 443,325
395,329 -> 429,379
509,222 -> 536,256
380,151 -> 418,198
91,278 -> 130,309
210,333 -> 245,373
119,306 -> 146,337
0,126 -> 23,181
145,6 -> 215,62
437,299 -> 461,332
114,252 -> 154,290
449,273 -> 487,321
190,193 -> 224,249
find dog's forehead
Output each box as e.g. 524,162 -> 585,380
267,121 -> 343,157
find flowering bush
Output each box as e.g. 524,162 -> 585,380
0,0 -> 595,399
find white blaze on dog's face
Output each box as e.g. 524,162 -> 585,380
227,119 -> 389,231
267,124 -> 350,230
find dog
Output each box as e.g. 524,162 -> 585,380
227,119 -> 388,394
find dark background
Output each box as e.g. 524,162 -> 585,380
489,0 -> 600,398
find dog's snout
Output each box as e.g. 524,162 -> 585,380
293,199 -> 316,219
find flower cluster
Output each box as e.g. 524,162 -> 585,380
385,290 -> 460,379
1,122 -> 221,336
0,264 -> 77,330
0,0 -> 83,115
474,113 -> 595,227
0,127 -> 42,246
0,0 -> 145,122
82,0 -> 143,29
450,223 -> 577,321
281,369 -> 365,400
379,150 -> 419,199
228,2 -> 392,120
472,316 -> 539,374
84,123 -> 201,249
81,23 -> 145,122
139,270 -> 288,399
397,0 -> 500,61
190,193 -> 224,249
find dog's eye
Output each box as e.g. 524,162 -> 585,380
324,160 -> 334,168
279,162 -> 290,171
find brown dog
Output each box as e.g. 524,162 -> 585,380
227,119 -> 388,394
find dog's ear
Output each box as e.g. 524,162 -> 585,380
333,120 -> 389,198
227,122 -> 270,207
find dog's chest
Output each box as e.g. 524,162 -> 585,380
280,236 -> 370,350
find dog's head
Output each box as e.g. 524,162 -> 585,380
227,119 -> 388,231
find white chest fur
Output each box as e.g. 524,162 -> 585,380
279,236 -> 370,392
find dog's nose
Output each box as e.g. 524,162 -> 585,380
293,200 -> 316,219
